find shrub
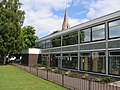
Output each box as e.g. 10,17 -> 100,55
103,77 -> 112,82
70,72 -> 78,77
51,68 -> 61,74
33,64 -> 43,68
45,66 -> 51,71
61,71 -> 66,75
64,71 -> 78,77
65,71 -> 72,76
51,69 -> 55,72
95,76 -> 103,82
82,74 -> 89,79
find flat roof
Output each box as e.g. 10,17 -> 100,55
36,10 -> 120,43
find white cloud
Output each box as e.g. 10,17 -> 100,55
86,0 -> 120,19
69,18 -> 89,27
20,0 -> 78,38
20,0 -> 120,38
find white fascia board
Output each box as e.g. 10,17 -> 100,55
36,10 -> 120,43
22,48 -> 41,54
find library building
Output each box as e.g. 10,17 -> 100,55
23,9 -> 120,76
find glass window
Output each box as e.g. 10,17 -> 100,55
80,51 -> 106,73
80,28 -> 91,43
109,51 -> 120,75
36,42 -> 42,48
37,40 -> 50,49
62,53 -> 78,70
51,37 -> 61,47
80,52 -> 92,71
109,19 -> 120,38
45,40 -> 50,48
92,24 -> 105,41
41,41 -> 46,49
42,54 -> 49,66
92,52 -> 106,73
63,31 -> 78,46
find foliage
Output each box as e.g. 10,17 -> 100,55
33,64 -> 43,68
65,71 -> 72,76
64,71 -> 78,77
103,77 -> 112,82
51,67 -> 62,74
95,76 -> 103,82
70,72 -> 78,77
82,74 -> 89,79
21,26 -> 38,49
63,31 -> 78,46
0,0 -> 25,64
45,66 -> 51,71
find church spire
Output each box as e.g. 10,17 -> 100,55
62,5 -> 70,30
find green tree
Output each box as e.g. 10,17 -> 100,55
0,0 -> 25,64
21,26 -> 38,49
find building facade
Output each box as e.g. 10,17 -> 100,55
22,48 -> 41,67
35,10 -> 120,76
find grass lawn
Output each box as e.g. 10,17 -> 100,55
0,65 -> 67,90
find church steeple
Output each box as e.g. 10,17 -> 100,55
62,6 -> 70,30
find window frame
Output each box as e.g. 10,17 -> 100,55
80,51 -> 106,74
91,24 -> 106,42
51,36 -> 61,47
108,50 -> 120,76
62,30 -> 78,46
80,28 -> 92,43
108,19 -> 120,39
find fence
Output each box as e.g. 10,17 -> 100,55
14,64 -> 120,90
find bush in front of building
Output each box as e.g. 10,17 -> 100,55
102,77 -> 112,82
51,68 -> 62,74
33,64 -> 43,68
45,66 -> 52,71
82,74 -> 90,80
95,76 -> 103,82
32,64 -> 115,83
65,71 -> 72,76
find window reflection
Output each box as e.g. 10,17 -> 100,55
46,40 -> 50,48
51,37 -> 61,47
109,19 -> 120,38
63,31 -> 78,46
80,51 -> 106,73
92,24 -> 105,41
80,52 -> 92,71
37,40 -> 50,49
80,28 -> 91,43
109,51 -> 120,75
42,54 -> 49,66
62,53 -> 78,69
41,41 -> 46,49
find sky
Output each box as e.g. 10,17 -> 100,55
20,0 -> 120,38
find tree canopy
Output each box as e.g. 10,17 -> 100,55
21,26 -> 38,49
0,0 -> 25,63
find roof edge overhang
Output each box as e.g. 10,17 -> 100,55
36,10 -> 120,43
22,48 -> 41,54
